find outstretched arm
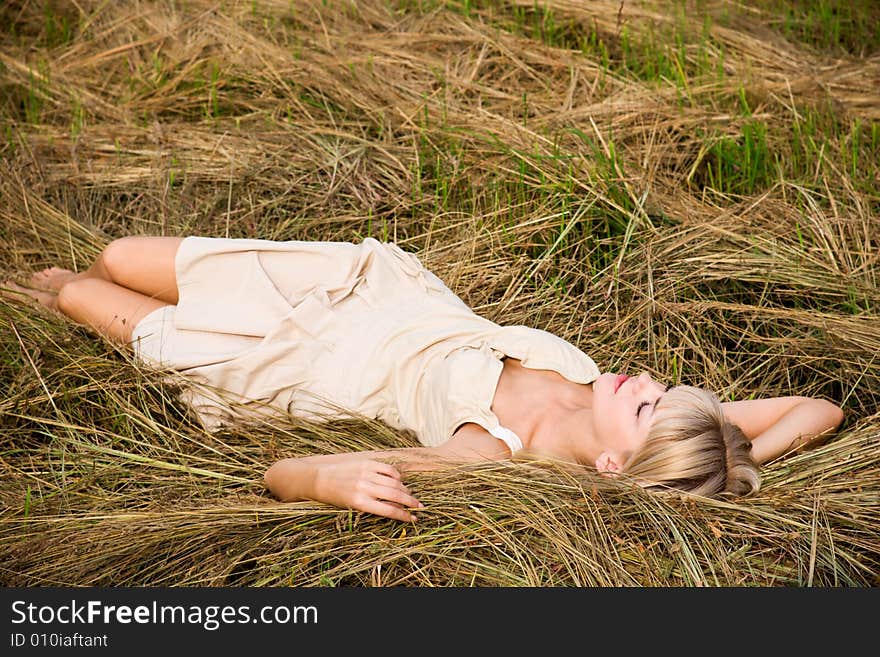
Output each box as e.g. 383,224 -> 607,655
264,423 -> 509,522
720,396 -> 844,465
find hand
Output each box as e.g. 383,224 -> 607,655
312,458 -> 424,522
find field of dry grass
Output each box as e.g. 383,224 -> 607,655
1,0 -> 878,586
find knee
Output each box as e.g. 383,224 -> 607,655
56,278 -> 97,315
100,237 -> 140,282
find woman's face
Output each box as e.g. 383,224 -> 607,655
591,371 -> 672,468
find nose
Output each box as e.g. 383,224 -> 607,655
635,372 -> 653,390
635,372 -> 663,394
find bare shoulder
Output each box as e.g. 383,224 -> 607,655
444,422 -> 513,461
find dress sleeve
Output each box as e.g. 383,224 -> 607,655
487,324 -> 601,384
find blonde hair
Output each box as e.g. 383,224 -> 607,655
622,385 -> 760,498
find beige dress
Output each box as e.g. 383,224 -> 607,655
130,236 -> 601,452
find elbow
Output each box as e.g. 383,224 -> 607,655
264,457 -> 313,502
263,464 -> 275,496
827,401 -> 844,431
263,460 -> 284,499
810,398 -> 844,436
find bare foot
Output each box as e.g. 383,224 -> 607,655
2,279 -> 59,310
30,266 -> 78,292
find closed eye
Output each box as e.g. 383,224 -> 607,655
638,385 -> 676,420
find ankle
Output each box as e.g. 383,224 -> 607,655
56,272 -> 85,291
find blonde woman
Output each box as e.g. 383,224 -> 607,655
3,235 -> 844,522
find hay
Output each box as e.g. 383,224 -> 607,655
1,0 -> 877,586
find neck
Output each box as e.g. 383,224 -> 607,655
492,359 -> 600,466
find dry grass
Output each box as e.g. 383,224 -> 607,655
0,0 -> 878,586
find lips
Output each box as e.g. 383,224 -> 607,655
614,374 -> 629,393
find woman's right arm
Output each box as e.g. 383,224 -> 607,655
720,396 -> 844,465
264,423 -> 510,522
264,453 -> 427,522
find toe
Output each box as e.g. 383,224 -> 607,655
1,280 -> 25,298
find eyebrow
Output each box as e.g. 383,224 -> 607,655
653,385 -> 678,413
638,385 -> 679,422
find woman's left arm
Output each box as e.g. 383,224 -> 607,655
720,396 -> 844,465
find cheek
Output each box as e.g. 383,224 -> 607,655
595,400 -> 629,441
592,382 -> 634,443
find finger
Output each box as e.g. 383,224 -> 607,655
357,497 -> 417,523
366,482 -> 423,510
371,461 -> 403,481
369,472 -> 413,496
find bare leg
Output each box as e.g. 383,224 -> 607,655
3,277 -> 169,344
56,279 -> 170,344
29,236 -> 184,305
2,280 -> 60,311
5,236 -> 186,345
